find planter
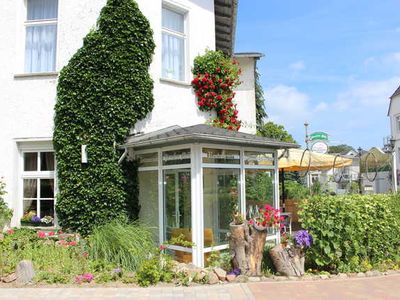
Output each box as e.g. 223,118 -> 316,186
21,221 -> 54,227
269,244 -> 305,277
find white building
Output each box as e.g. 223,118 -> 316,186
0,0 -> 294,266
388,84 -> 400,172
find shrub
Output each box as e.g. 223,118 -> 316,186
299,194 -> 400,272
54,0 -> 155,235
135,254 -> 174,287
0,180 -> 12,229
88,219 -> 156,272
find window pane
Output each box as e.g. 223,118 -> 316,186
24,153 -> 38,171
27,0 -> 58,20
40,179 -> 54,198
25,24 -> 57,73
203,169 -> 240,247
202,148 -> 240,164
138,171 -> 159,242
40,152 -> 55,171
245,170 -> 274,218
23,200 -> 37,215
244,151 -> 274,166
40,200 -> 55,218
23,179 -> 37,198
162,33 -> 184,81
162,149 -> 190,165
164,169 -> 192,262
136,152 -> 158,168
162,8 -> 184,33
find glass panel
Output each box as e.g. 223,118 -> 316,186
162,8 -> 184,33
23,179 -> 37,198
40,200 -> 54,218
245,170 -> 274,218
162,149 -> 190,165
164,169 -> 191,242
162,33 -> 184,81
244,151 -> 274,166
24,152 -> 38,171
25,24 -> 57,73
136,152 -> 158,168
23,200 -> 37,215
40,152 -> 55,171
27,0 -> 58,20
40,179 -> 54,198
138,171 -> 159,242
203,169 -> 240,247
202,148 -> 240,164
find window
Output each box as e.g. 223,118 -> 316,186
162,6 -> 185,81
22,151 -> 55,225
25,0 -> 58,73
396,115 -> 400,132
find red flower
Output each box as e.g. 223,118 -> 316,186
69,241 -> 77,246
248,219 -> 254,225
6,229 -> 14,235
159,244 -> 167,251
216,95 -> 223,100
48,231 -> 55,236
37,231 -> 46,238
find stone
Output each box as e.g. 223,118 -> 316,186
16,260 -> 35,284
1,273 -> 17,283
273,276 -> 288,281
301,275 -> 314,281
386,270 -> 397,275
213,267 -> 227,281
288,276 -> 299,281
248,276 -> 261,282
207,271 -> 219,284
235,275 -> 248,283
338,273 -> 348,279
371,271 -> 382,277
357,272 -> 366,278
226,274 -> 236,282
365,271 -> 374,277
319,274 -> 329,280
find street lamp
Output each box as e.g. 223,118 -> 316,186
304,122 -> 309,149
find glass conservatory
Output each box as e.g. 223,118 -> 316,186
125,124 -> 295,267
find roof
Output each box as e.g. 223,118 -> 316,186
125,124 -> 298,150
234,52 -> 265,59
391,84 -> 400,99
214,0 -> 238,56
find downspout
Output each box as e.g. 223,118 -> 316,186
118,147 -> 128,164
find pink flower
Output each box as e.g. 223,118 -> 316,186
6,229 -> 14,235
248,219 -> 254,225
68,241 -> 77,246
159,244 -> 167,251
37,231 -> 47,238
48,231 -> 55,236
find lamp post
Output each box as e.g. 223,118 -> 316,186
357,147 -> 363,194
304,122 -> 309,150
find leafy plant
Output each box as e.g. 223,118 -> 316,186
283,180 -> 310,200
299,194 -> 400,272
54,0 -> 155,235
88,219 -> 156,272
165,234 -> 194,248
135,254 -> 174,287
0,180 -> 12,229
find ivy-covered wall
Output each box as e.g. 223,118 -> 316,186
54,0 -> 155,235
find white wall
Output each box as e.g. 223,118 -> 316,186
388,94 -> 400,171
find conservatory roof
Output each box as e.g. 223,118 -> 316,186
125,124 -> 298,150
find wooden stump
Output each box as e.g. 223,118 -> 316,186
229,223 -> 268,276
269,244 -> 305,277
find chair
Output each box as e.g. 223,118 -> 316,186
280,212 -> 292,235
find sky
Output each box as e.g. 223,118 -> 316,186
235,0 -> 400,149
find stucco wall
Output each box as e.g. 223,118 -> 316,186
388,94 -> 400,170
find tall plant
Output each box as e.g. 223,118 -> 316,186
54,0 -> 155,235
0,179 -> 12,229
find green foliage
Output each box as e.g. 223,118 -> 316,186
255,67 -> 267,131
135,255 -> 174,287
165,234 -> 195,248
88,219 -> 157,272
283,180 -> 309,200
262,244 -> 277,275
0,180 -> 12,229
328,144 -> 354,154
207,250 -> 232,270
121,159 -> 140,221
258,121 -> 296,144
299,194 -> 400,272
53,0 -> 155,235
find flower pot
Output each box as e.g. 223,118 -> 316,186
253,223 -> 268,232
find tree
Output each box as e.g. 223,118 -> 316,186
54,0 -> 155,234
328,144 -> 354,154
258,121 -> 297,144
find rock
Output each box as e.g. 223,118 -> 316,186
288,276 -> 299,281
2,273 -> 17,283
213,268 -> 227,281
338,273 -> 348,279
386,270 -> 397,275
248,276 -> 261,282
235,275 -> 248,283
371,271 -> 382,277
365,271 -> 374,277
357,272 -> 366,278
16,260 -> 35,284
226,274 -> 236,282
207,271 -> 219,284
319,274 -> 329,280
273,276 -> 287,281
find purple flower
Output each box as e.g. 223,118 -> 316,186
112,268 -> 122,274
294,230 -> 313,248
31,215 -> 41,223
227,268 -> 241,276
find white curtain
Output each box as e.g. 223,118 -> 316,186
27,0 -> 58,20
162,8 -> 184,33
162,33 -> 184,81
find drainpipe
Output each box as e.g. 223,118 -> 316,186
118,148 -> 128,164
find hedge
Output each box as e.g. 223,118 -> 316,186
54,0 -> 155,235
299,194 -> 400,272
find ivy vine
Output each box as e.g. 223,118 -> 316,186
53,0 -> 155,235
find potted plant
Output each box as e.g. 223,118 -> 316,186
20,211 -> 54,227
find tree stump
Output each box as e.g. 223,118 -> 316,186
229,223 -> 268,276
16,260 -> 35,284
269,244 -> 305,277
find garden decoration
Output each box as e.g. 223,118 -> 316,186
269,229 -> 312,277
229,204 -> 282,276
192,50 -> 242,131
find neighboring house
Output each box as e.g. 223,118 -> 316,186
0,0 -> 294,267
388,84 -> 400,173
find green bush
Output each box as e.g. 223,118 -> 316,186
0,180 -> 12,229
283,180 -> 309,200
54,0 -> 155,235
299,194 -> 400,272
88,219 -> 156,272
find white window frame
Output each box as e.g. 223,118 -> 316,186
24,0 -> 58,74
17,141 -> 57,226
396,115 -> 400,132
161,3 -> 188,82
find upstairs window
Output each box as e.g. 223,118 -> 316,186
25,0 -> 58,73
162,7 -> 186,81
396,115 -> 400,132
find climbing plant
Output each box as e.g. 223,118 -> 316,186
191,50 -> 242,130
53,0 -> 155,235
255,67 -> 267,131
